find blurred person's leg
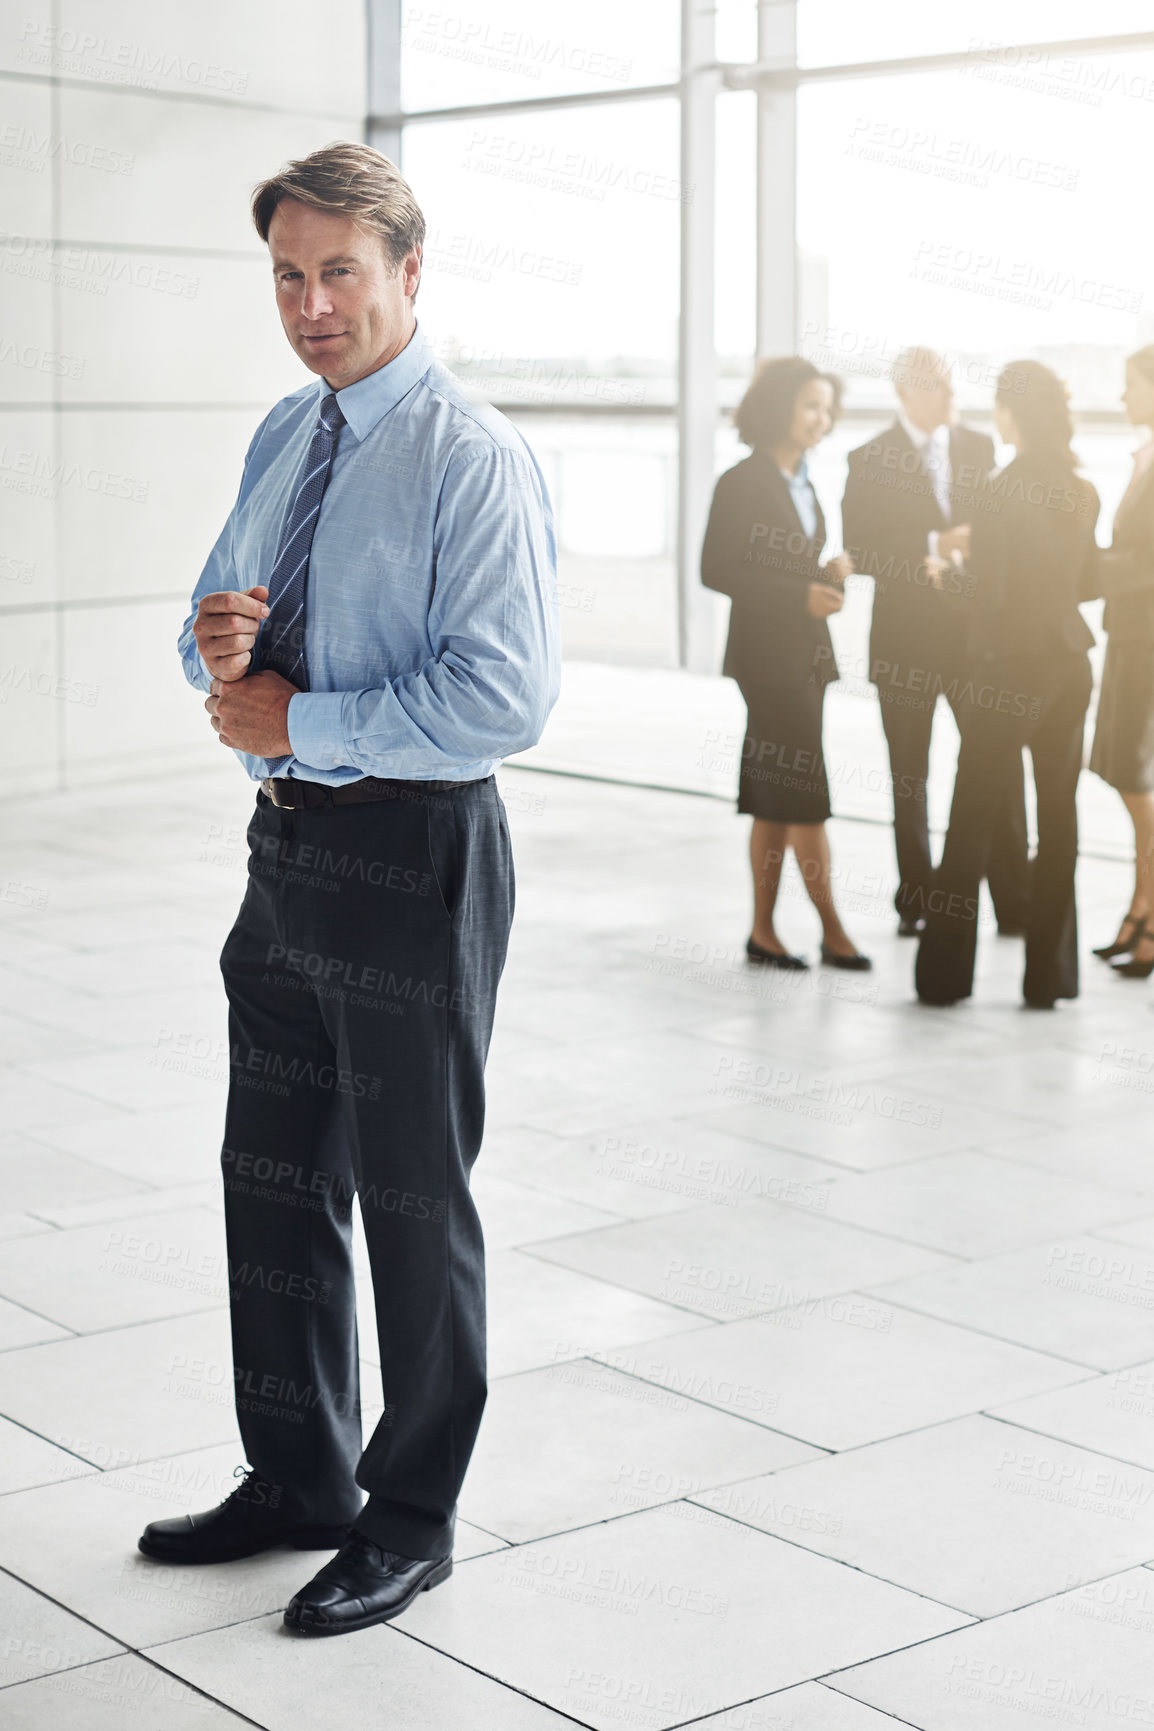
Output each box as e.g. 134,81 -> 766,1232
970,722 -> 1031,933
877,691 -> 935,922
750,818 -> 788,952
943,673 -> 1030,934
788,823 -> 866,959
1023,659 -> 1092,1005
1120,790 -> 1154,933
916,693 -> 1026,1004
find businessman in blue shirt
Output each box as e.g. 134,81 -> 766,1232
139,142 -> 559,1637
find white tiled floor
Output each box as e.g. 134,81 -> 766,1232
2,757 -> 1153,1727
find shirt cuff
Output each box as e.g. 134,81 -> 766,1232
285,690 -> 350,772
184,649 -> 214,694
927,531 -> 940,561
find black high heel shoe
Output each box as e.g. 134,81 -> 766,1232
1113,935 -> 1154,979
1094,914 -> 1147,960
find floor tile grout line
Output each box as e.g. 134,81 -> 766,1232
94,1641 -> 275,1728
142,1606 -> 598,1731
0,1410 -> 103,1472
0,1288 -> 81,1328
979,1407 -> 1154,1480
775,1201 -> 1154,1264
811,1680 -> 952,1728
509,1244 -> 730,1321
678,1496 -> 981,1621
577,1351 -> 1105,1460
667,1678 -> 927,1731
570,1352 -> 839,1450
691,1478 -> 1154,1630
0,1646 -> 264,1729
510,1241 -> 969,1330
814,1552 -> 1154,1684
388,1622 -> 602,1729
22,1186 -> 225,1230
0,1561 -> 132,1663
851,1289 -> 1114,1372
0,1299 -> 231,1354
516,1193 -> 1015,1271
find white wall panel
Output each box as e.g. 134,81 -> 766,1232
0,81 -> 54,236
58,90 -> 356,253
0,611 -> 62,794
0,269 -> 59,404
0,1 -> 53,77
54,0 -> 365,114
59,599 -> 209,779
57,251 -> 311,404
0,410 -> 57,610
56,409 -> 257,604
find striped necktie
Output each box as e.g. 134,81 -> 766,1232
255,390 -> 345,691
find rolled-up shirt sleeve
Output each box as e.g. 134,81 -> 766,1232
285,440 -> 560,779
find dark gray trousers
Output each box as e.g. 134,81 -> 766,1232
218,776 -> 513,1559
916,653 -> 1091,1004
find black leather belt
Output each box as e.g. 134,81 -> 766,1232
260,775 -> 479,810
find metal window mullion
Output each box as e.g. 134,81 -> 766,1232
367,0 -> 402,160
677,0 -> 720,673
756,0 -> 798,357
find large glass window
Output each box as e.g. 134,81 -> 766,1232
715,89 -> 756,392
403,101 -> 680,407
798,0 -> 1154,68
394,7 -> 1154,828
797,54 -> 1154,414
506,413 -> 678,668
400,0 -> 678,108
403,99 -> 681,670
794,47 -> 1154,853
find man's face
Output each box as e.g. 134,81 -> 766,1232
268,199 -> 421,389
897,355 -> 954,435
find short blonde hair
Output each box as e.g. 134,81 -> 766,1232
252,141 -> 425,289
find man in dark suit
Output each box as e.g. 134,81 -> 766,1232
841,346 -> 1030,935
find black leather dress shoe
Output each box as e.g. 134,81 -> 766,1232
897,917 -> 926,937
138,1467 -> 354,1565
745,936 -> 808,970
284,1534 -> 453,1636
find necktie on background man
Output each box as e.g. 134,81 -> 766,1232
253,390 -> 345,773
923,429 -> 952,524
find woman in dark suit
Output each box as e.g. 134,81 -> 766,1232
1089,346 -> 1154,977
916,361 -> 1100,1009
701,356 -> 869,971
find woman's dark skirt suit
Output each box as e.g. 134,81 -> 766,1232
916,456 -> 1101,1006
1090,454 -> 1154,792
701,448 -> 839,824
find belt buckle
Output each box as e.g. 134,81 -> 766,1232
263,778 -> 292,809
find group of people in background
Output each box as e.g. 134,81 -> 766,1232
702,343 -> 1154,1010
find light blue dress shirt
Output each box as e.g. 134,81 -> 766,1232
779,454 -> 818,541
178,320 -> 560,784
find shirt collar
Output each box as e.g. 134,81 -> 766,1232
779,453 -> 811,488
897,408 -> 949,454
326,319 -> 433,443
